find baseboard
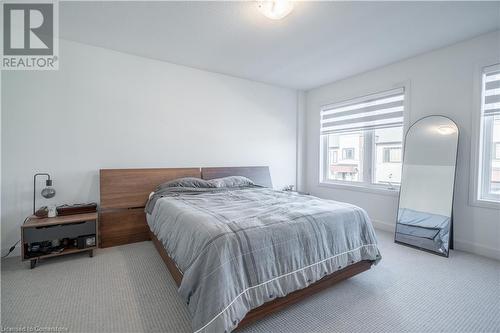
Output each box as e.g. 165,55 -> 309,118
371,219 -> 499,261
453,238 -> 500,261
371,219 -> 395,233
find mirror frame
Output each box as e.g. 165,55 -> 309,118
394,115 -> 460,257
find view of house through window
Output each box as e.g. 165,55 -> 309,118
492,118 -> 500,195
480,115 -> 500,199
327,132 -> 364,182
375,127 -> 403,184
325,127 -> 403,185
479,64 -> 500,202
321,88 -> 405,188
382,148 -> 401,163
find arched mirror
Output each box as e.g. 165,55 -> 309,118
395,116 -> 459,257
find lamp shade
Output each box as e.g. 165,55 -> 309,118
33,173 -> 56,214
41,186 -> 56,199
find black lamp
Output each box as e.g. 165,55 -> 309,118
33,173 -> 56,214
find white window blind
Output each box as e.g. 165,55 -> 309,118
478,63 -> 500,204
320,88 -> 405,135
483,64 -> 500,118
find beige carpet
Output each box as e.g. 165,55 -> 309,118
1,230 -> 499,333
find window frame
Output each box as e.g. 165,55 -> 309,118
470,60 -> 500,209
319,84 -> 410,195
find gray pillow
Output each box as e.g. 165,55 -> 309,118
208,176 -> 255,188
156,177 -> 215,190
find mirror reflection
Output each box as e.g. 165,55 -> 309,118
395,116 -> 459,256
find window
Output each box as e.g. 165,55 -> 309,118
478,64 -> 500,202
342,148 -> 355,160
383,147 -> 402,163
326,132 -> 364,182
375,127 -> 403,184
320,88 -> 405,189
328,149 -> 338,165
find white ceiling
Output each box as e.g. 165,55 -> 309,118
60,1 -> 500,90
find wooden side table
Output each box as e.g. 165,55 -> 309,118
21,212 -> 98,268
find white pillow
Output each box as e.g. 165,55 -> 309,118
208,176 -> 255,188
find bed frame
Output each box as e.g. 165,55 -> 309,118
99,166 -> 374,329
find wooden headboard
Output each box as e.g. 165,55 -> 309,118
100,168 -> 201,209
99,168 -> 200,247
99,166 -> 271,248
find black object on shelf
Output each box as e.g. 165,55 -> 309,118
56,203 -> 97,216
77,235 -> 96,249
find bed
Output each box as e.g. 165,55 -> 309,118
99,167 -> 381,333
395,208 -> 450,254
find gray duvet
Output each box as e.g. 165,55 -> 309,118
146,186 -> 381,333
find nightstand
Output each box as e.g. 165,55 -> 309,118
21,212 -> 98,268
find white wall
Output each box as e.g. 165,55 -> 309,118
1,39 -> 298,256
400,165 -> 455,217
305,31 -> 500,260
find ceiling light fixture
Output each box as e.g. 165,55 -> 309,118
436,125 -> 456,135
257,0 -> 294,20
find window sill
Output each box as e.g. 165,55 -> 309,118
469,197 -> 500,210
318,181 -> 400,197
